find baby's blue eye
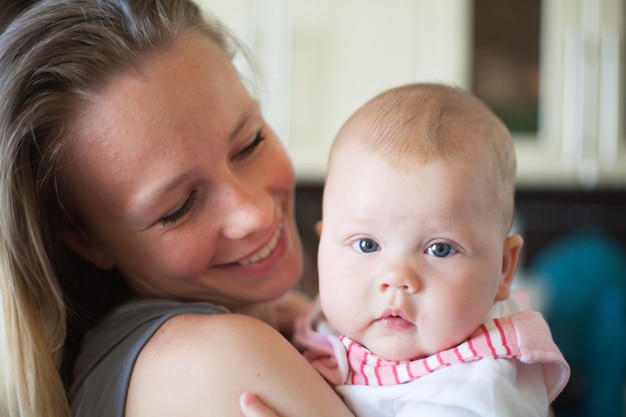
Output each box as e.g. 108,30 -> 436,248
426,242 -> 455,257
353,238 -> 379,253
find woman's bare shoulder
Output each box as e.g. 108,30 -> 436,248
135,312 -> 277,355
125,314 -> 275,416
126,313 -> 354,417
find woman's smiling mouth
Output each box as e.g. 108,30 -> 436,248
238,225 -> 282,266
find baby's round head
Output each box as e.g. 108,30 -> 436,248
329,83 -> 516,234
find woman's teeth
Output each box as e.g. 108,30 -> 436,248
238,226 -> 282,266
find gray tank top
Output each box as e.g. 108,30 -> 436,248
70,299 -> 229,417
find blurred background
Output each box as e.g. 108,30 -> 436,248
3,0 -> 625,415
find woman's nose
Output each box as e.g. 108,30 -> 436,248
378,263 -> 420,294
221,180 -> 274,240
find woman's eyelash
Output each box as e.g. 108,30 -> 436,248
235,131 -> 266,160
160,191 -> 198,226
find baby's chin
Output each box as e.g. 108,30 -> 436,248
362,338 -> 427,362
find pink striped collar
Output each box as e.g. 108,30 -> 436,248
340,317 -> 520,386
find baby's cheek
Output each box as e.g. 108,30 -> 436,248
323,302 -> 353,336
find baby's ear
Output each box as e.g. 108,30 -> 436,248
315,220 -> 323,238
495,234 -> 524,301
61,228 -> 116,270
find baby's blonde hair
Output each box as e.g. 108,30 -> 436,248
330,83 -> 517,230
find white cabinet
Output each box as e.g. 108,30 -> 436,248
198,0 -> 626,187
517,0 -> 626,188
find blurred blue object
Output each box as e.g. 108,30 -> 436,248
530,232 -> 626,417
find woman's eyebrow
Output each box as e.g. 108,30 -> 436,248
229,102 -> 260,142
127,171 -> 193,225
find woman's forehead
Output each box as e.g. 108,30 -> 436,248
61,32 -> 251,204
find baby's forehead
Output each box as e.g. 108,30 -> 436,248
335,111 -> 486,167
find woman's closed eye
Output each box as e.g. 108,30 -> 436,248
233,131 -> 266,161
160,190 -> 198,226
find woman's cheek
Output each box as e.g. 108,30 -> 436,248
159,233 -> 216,277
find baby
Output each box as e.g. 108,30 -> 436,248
295,83 -> 570,416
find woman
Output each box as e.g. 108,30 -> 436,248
0,0 -> 354,416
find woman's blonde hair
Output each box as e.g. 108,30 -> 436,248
0,1 -> 237,415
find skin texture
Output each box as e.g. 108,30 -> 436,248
318,141 -> 523,361
61,31 -> 354,416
